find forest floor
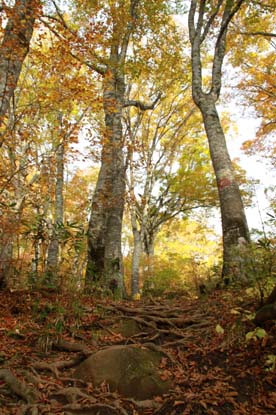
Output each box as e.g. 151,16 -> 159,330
0,287 -> 276,415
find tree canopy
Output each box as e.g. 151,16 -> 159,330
0,0 -> 275,294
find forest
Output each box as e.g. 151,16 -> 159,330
0,0 -> 276,414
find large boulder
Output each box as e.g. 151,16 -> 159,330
73,345 -> 171,399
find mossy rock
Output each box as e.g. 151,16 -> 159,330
112,318 -> 141,337
73,345 -> 171,399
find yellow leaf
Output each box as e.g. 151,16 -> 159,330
215,324 -> 224,335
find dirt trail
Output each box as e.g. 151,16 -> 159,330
0,289 -> 276,414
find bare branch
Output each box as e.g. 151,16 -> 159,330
263,120 -> 276,128
124,92 -> 162,111
200,0 -> 224,43
211,0 -> 245,98
188,0 -> 204,102
119,0 -> 140,64
188,0 -> 197,42
39,17 -> 66,41
196,0 -> 206,36
217,0 -> 245,44
51,0 -> 67,24
240,31 -> 276,38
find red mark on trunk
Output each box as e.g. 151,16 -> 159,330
218,177 -> 232,190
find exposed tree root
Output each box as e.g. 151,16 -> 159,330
1,291 -> 273,415
32,355 -> 86,377
54,338 -> 92,354
60,402 -> 128,415
0,369 -> 39,403
123,398 -> 161,409
50,386 -> 97,404
119,314 -> 157,329
18,404 -> 39,415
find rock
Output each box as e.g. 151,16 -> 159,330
73,345 -> 171,399
254,303 -> 276,325
112,318 -> 141,337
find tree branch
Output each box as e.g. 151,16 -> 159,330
200,0 -> 224,43
196,0 -> 206,36
124,92 -> 162,111
39,18 -> 107,75
217,0 -> 245,45
42,3 -> 107,75
51,0 -> 70,28
211,0 -> 245,98
188,0 -> 197,42
119,0 -> 140,65
188,0 -> 204,102
240,31 -> 276,38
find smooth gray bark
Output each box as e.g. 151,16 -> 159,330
84,1 -> 164,294
0,238 -> 13,289
0,0 -> 38,285
46,110 -> 86,283
86,1 -> 142,295
131,222 -> 143,297
86,68 -> 126,294
46,138 -> 64,279
128,146 -> 145,297
200,98 -> 250,270
188,0 -> 250,279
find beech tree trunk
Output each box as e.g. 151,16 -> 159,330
145,231 -> 155,274
188,0 -> 250,279
46,137 -> 64,281
0,0 -> 38,283
199,98 -> 250,276
131,225 -> 142,297
0,0 -> 38,145
86,69 -> 126,294
0,236 -> 13,289
85,1 -> 160,295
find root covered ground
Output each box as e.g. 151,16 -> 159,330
0,289 -> 276,414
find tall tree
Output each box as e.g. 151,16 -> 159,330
84,1 -> 169,294
0,21 -> 92,288
0,0 -> 40,146
82,0 -> 141,294
45,112 -> 65,279
41,1 -> 182,294
188,0 -> 250,279
46,109 -> 87,282
43,0 -> 167,293
125,79 -> 219,296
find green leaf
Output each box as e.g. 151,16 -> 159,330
245,330 -> 255,342
215,324 -> 224,334
255,328 -> 267,339
265,354 -> 276,371
245,327 -> 267,342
